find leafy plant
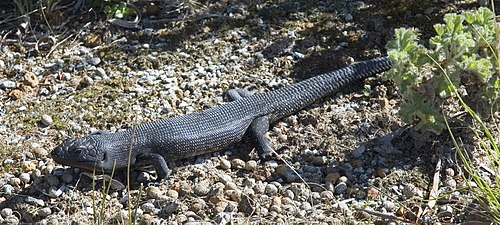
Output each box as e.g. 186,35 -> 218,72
385,7 -> 500,134
103,1 -> 135,19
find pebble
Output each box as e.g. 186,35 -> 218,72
193,179 -> 211,196
219,159 -> 231,170
444,179 -> 457,188
1,80 -> 16,89
320,191 -> 334,201
1,208 -> 13,217
403,183 -> 417,199
3,215 -> 19,224
231,159 -> 246,169
48,185 -> 63,197
19,173 -> 30,183
338,176 -> 348,183
334,182 -> 348,194
3,184 -> 13,195
244,160 -> 257,171
167,190 -> 179,199
355,190 -> 366,199
40,114 -> 53,126
88,57 -> 101,65
32,148 -> 49,158
364,187 -> 379,200
45,175 -> 59,186
26,196 -> 45,206
37,207 -> 51,217
383,201 -> 396,211
343,13 -> 353,22
9,89 -> 23,99
8,178 -> 21,186
325,172 -> 340,183
265,183 -> 278,195
142,202 -> 158,214
24,72 -> 39,87
147,186 -> 164,199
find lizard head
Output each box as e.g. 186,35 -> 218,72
51,131 -> 129,172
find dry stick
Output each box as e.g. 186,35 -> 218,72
355,207 -> 409,222
427,157 -> 442,210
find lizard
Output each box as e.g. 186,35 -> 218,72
51,56 -> 392,180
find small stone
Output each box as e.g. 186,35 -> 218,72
88,57 -> 101,65
325,172 -> 340,183
3,184 -> 13,195
8,178 -> 21,186
355,190 -> 366,199
383,201 -> 396,211
26,196 -> 45,206
82,76 -> 94,86
403,183 -> 417,199
343,13 -> 353,22
1,208 -> 13,217
219,159 -> 231,170
38,207 -> 51,217
19,173 -> 30,183
444,179 -> 457,188
445,168 -> 455,177
191,202 -> 205,212
300,201 -> 311,210
338,176 -> 348,183
41,114 -> 53,126
366,187 -> 380,200
94,67 -> 107,78
1,80 -> 16,88
320,190 -> 334,200
269,204 -> 282,213
9,89 -> 24,99
231,159 -> 245,169
275,164 -> 291,176
24,72 -> 39,87
32,148 -> 48,157
376,167 -> 387,178
334,182 -> 348,194
4,215 -> 19,224
193,180 -> 211,196
147,186 -> 164,199
22,161 -> 37,171
244,160 -> 258,171
142,202 -> 158,214
167,190 -> 179,199
265,183 -> 278,195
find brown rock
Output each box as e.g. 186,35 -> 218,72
9,89 -> 24,99
366,187 -> 380,200
24,72 -> 39,87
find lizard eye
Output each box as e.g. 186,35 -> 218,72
74,148 -> 84,156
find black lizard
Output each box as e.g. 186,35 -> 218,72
51,57 -> 392,180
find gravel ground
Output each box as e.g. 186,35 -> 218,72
0,0 -> 497,224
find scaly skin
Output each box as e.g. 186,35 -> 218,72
51,57 -> 393,180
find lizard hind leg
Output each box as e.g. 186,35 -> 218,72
227,88 -> 274,158
227,88 -> 254,101
250,115 -> 274,158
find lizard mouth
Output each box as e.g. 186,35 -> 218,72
51,139 -> 101,171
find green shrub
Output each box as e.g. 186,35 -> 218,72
385,7 -> 500,134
